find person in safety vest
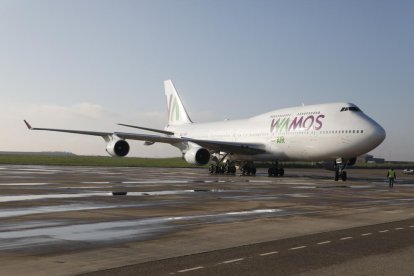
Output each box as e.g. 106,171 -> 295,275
387,168 -> 396,188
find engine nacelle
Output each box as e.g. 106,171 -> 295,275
183,147 -> 210,166
106,139 -> 130,157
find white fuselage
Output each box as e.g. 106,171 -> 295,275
167,102 -> 386,162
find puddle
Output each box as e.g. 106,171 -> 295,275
0,189 -> 225,202
0,209 -> 286,251
0,193 -> 110,202
317,185 -> 350,189
284,193 -> 312,198
80,182 -> 111,184
0,183 -> 50,186
0,203 -> 133,218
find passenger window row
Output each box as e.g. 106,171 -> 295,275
320,130 -> 364,134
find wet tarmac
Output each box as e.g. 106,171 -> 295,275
0,165 -> 413,275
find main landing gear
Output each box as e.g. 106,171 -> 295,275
209,162 -> 236,175
240,162 -> 256,176
334,158 -> 348,181
209,162 -> 256,176
208,153 -> 236,175
268,161 -> 284,177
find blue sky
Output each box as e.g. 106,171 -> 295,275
0,1 -> 413,160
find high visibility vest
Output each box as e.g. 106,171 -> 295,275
388,170 -> 396,178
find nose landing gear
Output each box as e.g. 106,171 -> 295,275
334,158 -> 348,181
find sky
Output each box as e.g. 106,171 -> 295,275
0,0 -> 413,161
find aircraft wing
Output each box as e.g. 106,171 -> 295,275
117,123 -> 174,135
117,132 -> 266,155
182,138 -> 266,154
24,120 -> 113,138
24,120 -> 265,155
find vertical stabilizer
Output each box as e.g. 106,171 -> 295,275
164,80 -> 193,126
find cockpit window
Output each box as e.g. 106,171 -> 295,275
340,106 -> 361,112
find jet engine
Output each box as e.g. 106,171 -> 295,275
106,139 -> 130,157
183,147 -> 210,166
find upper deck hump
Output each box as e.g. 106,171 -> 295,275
248,102 -> 358,121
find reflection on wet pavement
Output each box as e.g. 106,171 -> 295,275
0,165 -> 413,254
0,209 -> 289,251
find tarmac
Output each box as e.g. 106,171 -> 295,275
0,165 -> 413,275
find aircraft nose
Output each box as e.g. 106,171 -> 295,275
370,121 -> 386,146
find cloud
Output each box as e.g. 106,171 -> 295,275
0,102 -> 183,157
22,102 -> 107,121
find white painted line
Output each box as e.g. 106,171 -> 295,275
379,230 -> 389,233
409,225 -> 414,228
395,227 -> 404,230
340,237 -> 353,240
289,246 -> 307,250
178,266 -> 204,273
260,251 -> 279,256
317,241 -> 331,245
222,258 -> 245,264
362,233 -> 372,236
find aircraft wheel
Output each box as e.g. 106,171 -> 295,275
334,171 -> 339,181
220,165 -> 226,174
214,166 -> 221,174
341,171 -> 347,181
251,167 -> 256,176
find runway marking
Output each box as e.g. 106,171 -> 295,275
259,251 -> 278,256
289,246 -> 307,250
379,230 -> 389,233
410,225 -> 414,228
178,266 -> 204,273
340,237 -> 353,240
361,233 -> 372,236
317,241 -> 331,245
221,258 -> 245,264
395,227 -> 404,230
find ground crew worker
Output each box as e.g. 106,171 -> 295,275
387,168 -> 396,188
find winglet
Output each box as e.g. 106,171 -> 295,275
24,120 -> 32,130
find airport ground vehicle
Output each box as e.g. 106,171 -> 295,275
403,169 -> 414,174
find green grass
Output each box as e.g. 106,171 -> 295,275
0,154 -> 412,169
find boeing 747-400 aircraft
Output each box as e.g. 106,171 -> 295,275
24,80 -> 386,181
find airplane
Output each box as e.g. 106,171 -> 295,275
24,80 -> 386,181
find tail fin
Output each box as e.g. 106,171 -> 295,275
164,80 -> 193,126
